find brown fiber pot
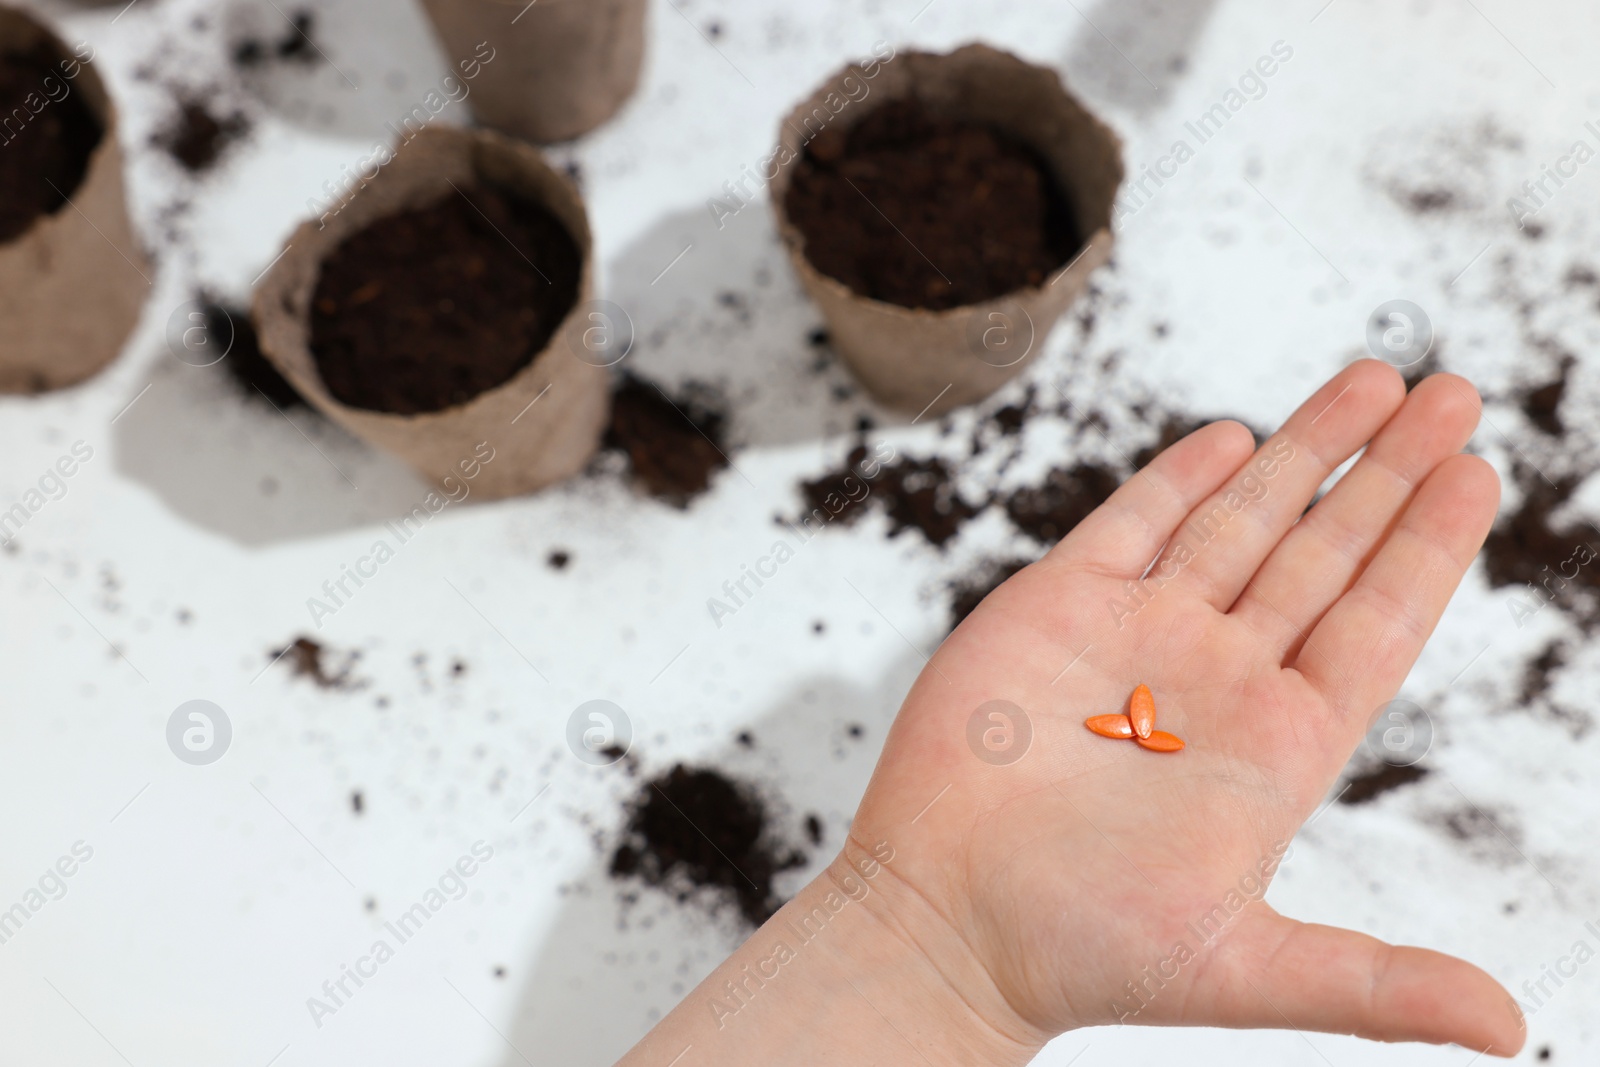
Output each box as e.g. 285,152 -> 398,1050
252,125 -> 610,500
419,0 -> 647,143
770,44 -> 1123,417
0,6 -> 147,393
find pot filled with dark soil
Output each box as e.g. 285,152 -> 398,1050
771,44 -> 1122,416
253,125 -> 608,498
419,0 -> 647,143
0,6 -> 147,392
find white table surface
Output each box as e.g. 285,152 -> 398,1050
2,0 -> 1596,1063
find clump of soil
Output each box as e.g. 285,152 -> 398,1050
783,96 -> 1081,310
0,44 -> 104,243
198,299 -> 304,408
1520,354 -> 1573,436
949,558 -> 1030,629
605,376 -> 729,506
547,549 -> 571,570
1339,763 -> 1429,805
1004,462 -> 1121,544
274,636 -> 361,689
610,764 -> 806,927
798,444 -> 876,526
1518,639 -> 1568,706
796,446 -> 984,548
232,10 -> 322,69
1480,460 -> 1599,628
309,184 -> 581,415
156,98 -> 250,172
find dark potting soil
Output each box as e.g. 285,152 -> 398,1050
0,44 -> 104,244
1004,462 -> 1121,545
1480,460 -> 1599,627
783,96 -> 1082,310
274,636 -> 361,689
1338,763 -> 1429,805
1518,639 -> 1568,707
605,376 -> 730,507
309,185 -> 581,415
797,445 -> 983,548
201,301 -> 304,408
609,764 -> 806,927
1520,354 -> 1573,436
949,558 -> 1031,629
156,99 -> 250,172
232,10 -> 322,69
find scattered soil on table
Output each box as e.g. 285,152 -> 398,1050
783,96 -> 1081,310
1520,354 -> 1574,436
351,790 -> 363,814
274,636 -> 362,689
1339,763 -> 1429,806
609,764 -> 806,927
0,43 -> 104,243
796,445 -> 984,548
1431,803 -> 1525,867
309,184 -> 581,414
1518,639 -> 1568,706
877,455 -> 984,547
156,98 -> 250,172
232,10 -> 322,69
798,444 -> 875,526
992,386 -> 1036,437
605,376 -> 730,507
547,549 -> 571,570
949,558 -> 1031,629
197,299 -> 304,408
804,813 -> 823,846
1004,462 -> 1121,545
1480,460 -> 1600,630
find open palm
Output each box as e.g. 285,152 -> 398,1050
842,361 -> 1522,1057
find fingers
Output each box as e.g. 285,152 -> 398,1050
1232,374 -> 1483,657
1210,910 -> 1524,1056
1052,420 -> 1256,576
1294,453 -> 1501,727
1151,361 -> 1407,611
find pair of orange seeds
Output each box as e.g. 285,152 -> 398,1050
1085,684 -> 1186,752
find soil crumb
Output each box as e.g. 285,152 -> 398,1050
949,558 -> 1031,629
274,636 -> 361,689
605,376 -> 730,507
233,10 -> 322,69
1480,461 -> 1599,630
783,96 -> 1081,310
1004,463 -> 1121,544
198,300 -> 304,408
1520,355 -> 1574,436
0,43 -> 104,243
309,184 -> 581,414
609,764 -> 806,927
1339,763 -> 1429,805
156,99 -> 249,172
547,549 -> 571,570
796,446 -> 983,548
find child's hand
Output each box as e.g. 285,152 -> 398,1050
839,361 -> 1522,1057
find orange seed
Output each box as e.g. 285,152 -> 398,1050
1135,730 -> 1185,753
1084,714 -> 1135,739
1129,684 -> 1156,739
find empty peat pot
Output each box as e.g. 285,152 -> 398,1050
253,125 -> 610,499
771,44 -> 1123,416
0,5 -> 147,392
419,0 -> 647,143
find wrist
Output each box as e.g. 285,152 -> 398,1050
810,834 -> 1052,1065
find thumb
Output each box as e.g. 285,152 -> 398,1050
1202,908 -> 1525,1056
